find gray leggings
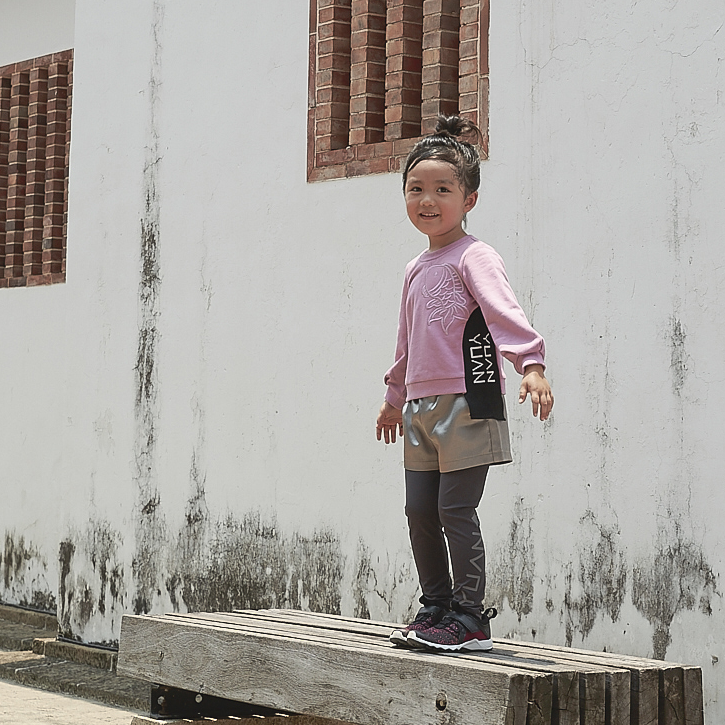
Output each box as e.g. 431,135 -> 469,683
405,465 -> 488,615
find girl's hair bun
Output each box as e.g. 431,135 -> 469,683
402,114 -> 483,194
434,115 -> 483,146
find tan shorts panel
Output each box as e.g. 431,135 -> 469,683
403,393 -> 512,473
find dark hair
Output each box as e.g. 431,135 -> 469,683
402,115 -> 483,195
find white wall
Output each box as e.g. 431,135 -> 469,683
1,0 -> 723,719
0,0 -> 75,67
0,0 -> 76,613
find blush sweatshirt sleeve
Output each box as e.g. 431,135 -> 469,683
460,243 -> 546,375
383,272 -> 410,409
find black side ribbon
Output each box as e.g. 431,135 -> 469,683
462,307 -> 505,420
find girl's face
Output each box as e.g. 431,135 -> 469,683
404,159 -> 478,250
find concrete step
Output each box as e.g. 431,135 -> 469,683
0,603 -> 150,713
0,649 -> 149,711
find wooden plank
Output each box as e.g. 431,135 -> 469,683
683,667 -> 704,725
553,671 -> 579,725
633,668 -> 660,725
179,611 -> 613,677
157,613 -> 542,679
118,615 -> 524,725
119,610 -> 704,725
580,671 -> 606,725
527,674 -> 553,725
661,667 -> 685,725
607,670 -> 631,725
504,673 -> 530,725
162,611 -> 630,725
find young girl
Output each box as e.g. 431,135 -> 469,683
376,115 -> 553,653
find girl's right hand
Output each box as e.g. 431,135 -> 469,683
376,401 -> 403,444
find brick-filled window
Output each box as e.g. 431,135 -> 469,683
0,50 -> 72,288
307,0 -> 489,181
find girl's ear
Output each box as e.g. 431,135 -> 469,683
464,191 -> 478,213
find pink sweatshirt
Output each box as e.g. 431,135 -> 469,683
384,235 -> 546,409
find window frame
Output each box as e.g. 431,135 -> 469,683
0,49 -> 72,288
307,0 -> 489,182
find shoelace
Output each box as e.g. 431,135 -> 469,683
435,615 -> 465,636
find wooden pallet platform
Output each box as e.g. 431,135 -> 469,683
117,608 -> 703,725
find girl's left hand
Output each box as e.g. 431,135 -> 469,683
376,400 -> 404,444
519,364 -> 554,421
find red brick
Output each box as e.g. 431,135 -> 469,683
350,77 -> 385,96
459,38 -> 477,58
316,69 -> 351,88
351,13 -> 386,33
423,13 -> 460,34
386,54 -> 422,74
387,6 -> 423,24
319,20 -> 351,40
421,64 -> 458,84
460,6 -> 479,24
351,0 -> 386,13
316,101 -> 350,121
318,37 -> 351,55
423,0 -> 460,15
349,126 -> 384,144
459,22 -> 479,40
422,47 -> 459,67
386,37 -> 424,57
423,29 -> 460,50
422,80 -> 458,101
350,95 -> 385,114
316,147 -> 355,165
459,74 -> 477,94
386,21 -> 423,41
351,29 -> 386,48
308,164 -> 347,182
459,56 -> 478,75
347,157 -> 390,176
385,87 -> 422,107
319,5 -> 351,22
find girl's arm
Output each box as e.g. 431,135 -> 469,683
377,274 -> 410,442
461,244 -> 553,421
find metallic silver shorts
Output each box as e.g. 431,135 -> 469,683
403,394 -> 512,473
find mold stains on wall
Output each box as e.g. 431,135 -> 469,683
132,0 -> 166,618
488,498 -> 535,620
669,316 -> 687,396
632,521 -> 718,659
563,512 -> 627,646
57,521 -> 126,645
353,540 -> 373,619
165,510 -> 344,616
1,532 -> 56,612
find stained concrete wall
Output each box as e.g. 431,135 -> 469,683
0,0 -> 723,719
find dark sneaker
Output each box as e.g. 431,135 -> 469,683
389,603 -> 448,647
407,607 -> 497,652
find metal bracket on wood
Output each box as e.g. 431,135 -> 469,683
150,684 -> 296,720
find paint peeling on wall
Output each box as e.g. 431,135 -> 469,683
632,521 -> 718,659
0,532 -> 56,612
563,512 -> 627,646
488,498 -> 535,620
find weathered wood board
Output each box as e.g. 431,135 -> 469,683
117,609 -> 704,725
